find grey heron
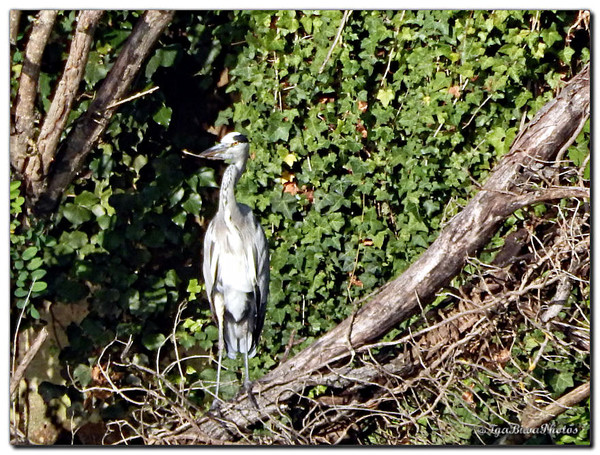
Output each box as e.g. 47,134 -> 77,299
184,132 -> 269,407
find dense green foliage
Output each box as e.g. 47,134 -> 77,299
10,181 -> 51,320
10,10 -> 589,444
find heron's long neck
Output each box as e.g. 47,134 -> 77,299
219,163 -> 243,219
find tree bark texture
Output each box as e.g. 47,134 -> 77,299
10,10 -> 22,45
26,10 -> 105,198
188,64 -> 590,442
32,10 -> 174,213
10,10 -> 58,177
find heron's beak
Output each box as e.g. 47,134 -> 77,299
198,143 -> 229,160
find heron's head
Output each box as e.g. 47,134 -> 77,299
198,132 -> 249,164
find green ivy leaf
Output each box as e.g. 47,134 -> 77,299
73,364 -> 92,387
21,246 -> 38,261
63,203 -> 92,226
133,155 -> 149,174
31,281 -> 47,293
85,51 -> 110,86
145,45 -> 181,79
74,191 -> 100,209
549,371 -> 574,395
153,105 -> 172,127
376,87 -> 395,107
271,191 -> 297,219
172,211 -> 187,228
142,332 -> 167,351
165,269 -> 179,288
182,193 -> 202,215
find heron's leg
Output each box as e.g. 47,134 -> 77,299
243,349 -> 250,390
213,336 -> 223,407
243,350 -> 259,409
211,297 -> 225,409
244,351 -> 258,409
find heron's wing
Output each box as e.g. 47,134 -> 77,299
202,219 -> 219,315
248,214 -> 270,347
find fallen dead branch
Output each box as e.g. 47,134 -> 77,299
522,381 -> 590,430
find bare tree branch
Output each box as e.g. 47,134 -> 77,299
10,10 -> 58,177
522,382 -> 590,430
34,10 -> 175,214
509,187 -> 589,212
10,327 -> 49,398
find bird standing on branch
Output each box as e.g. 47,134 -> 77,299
184,132 -> 269,408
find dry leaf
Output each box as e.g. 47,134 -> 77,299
448,85 -> 461,98
349,274 -> 363,287
217,67 -> 229,88
283,181 -> 299,196
356,120 -> 368,139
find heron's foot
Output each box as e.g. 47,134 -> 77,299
244,381 -> 259,410
210,397 -> 222,412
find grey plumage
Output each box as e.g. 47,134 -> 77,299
185,132 -> 269,406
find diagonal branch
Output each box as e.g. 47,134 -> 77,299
10,10 -> 21,45
34,10 -> 175,214
522,381 -> 590,430
10,327 -> 49,398
500,381 -> 591,444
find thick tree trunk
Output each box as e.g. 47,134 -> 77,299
10,10 -> 58,176
183,64 -> 590,442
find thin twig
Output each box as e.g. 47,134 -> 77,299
318,10 -> 352,74
380,15 -> 403,87
462,94 -> 492,130
106,85 -> 160,110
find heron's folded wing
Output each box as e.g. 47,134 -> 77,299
250,217 -> 270,345
202,220 -> 219,315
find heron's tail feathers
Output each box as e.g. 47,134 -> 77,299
222,289 -> 258,359
224,319 -> 256,359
